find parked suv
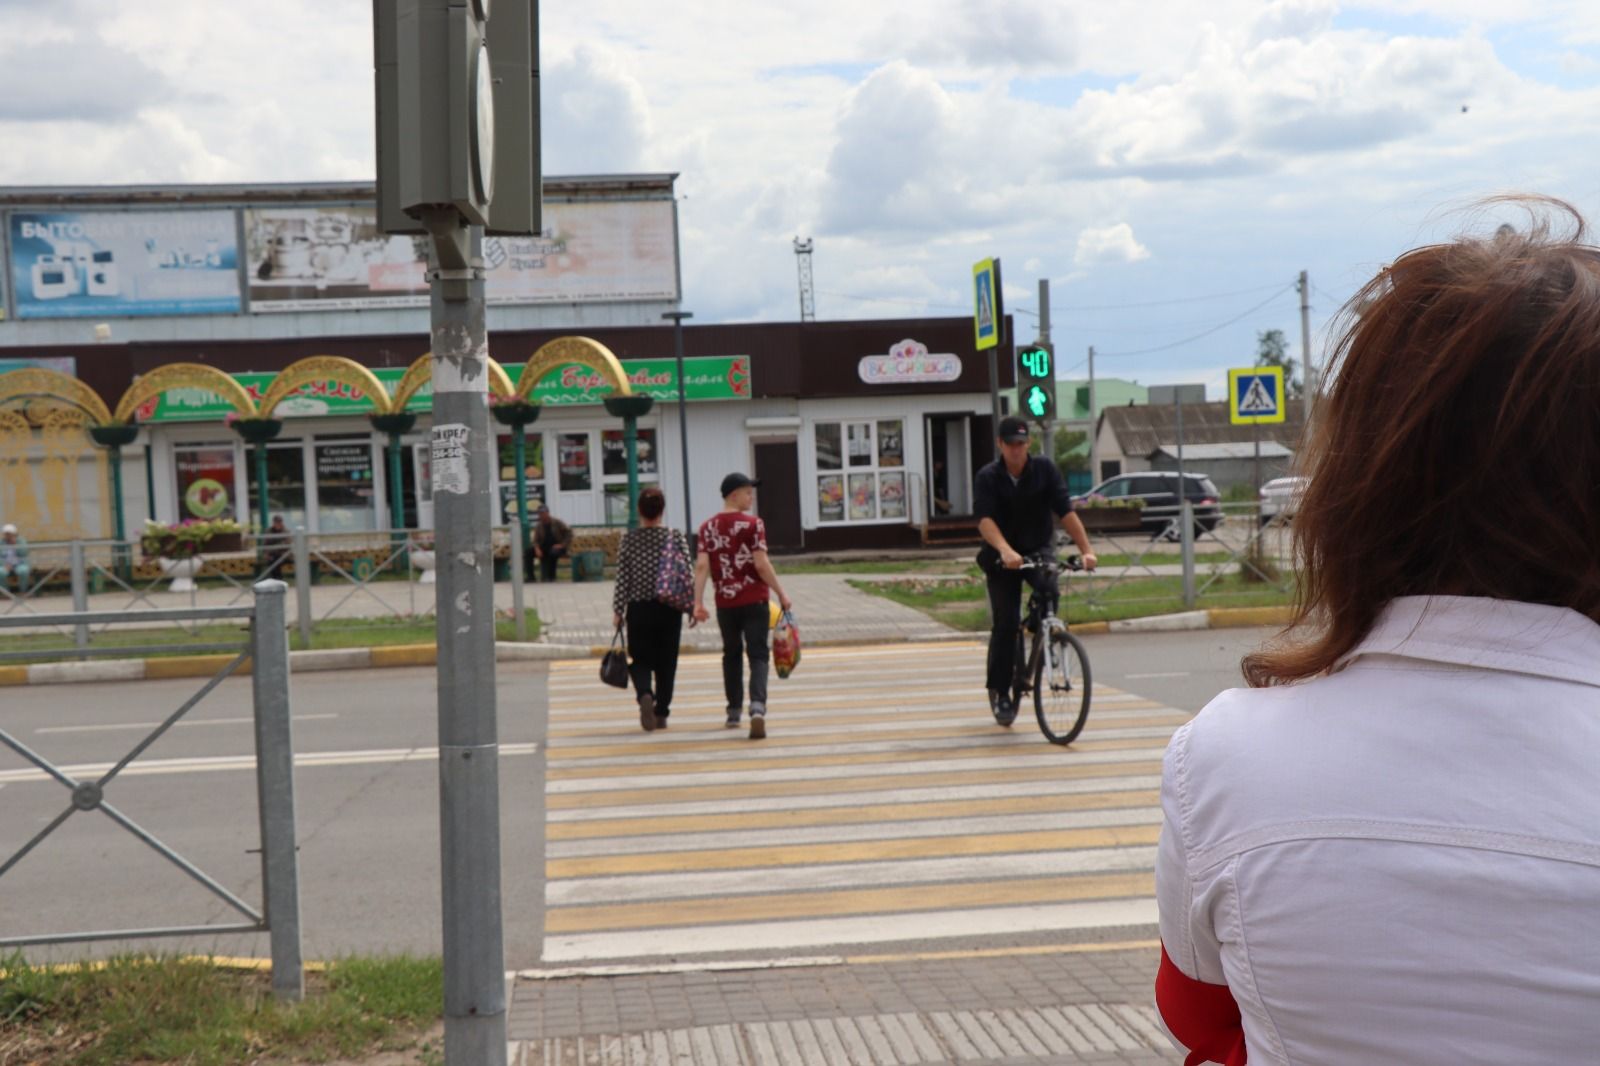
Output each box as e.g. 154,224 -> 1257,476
1078,472 -> 1225,539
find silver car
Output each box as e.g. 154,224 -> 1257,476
1259,475 -> 1308,525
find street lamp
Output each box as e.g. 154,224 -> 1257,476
662,310 -> 694,549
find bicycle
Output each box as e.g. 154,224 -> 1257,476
1010,553 -> 1093,745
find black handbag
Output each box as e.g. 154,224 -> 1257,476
599,625 -> 629,689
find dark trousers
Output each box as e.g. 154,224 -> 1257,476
986,566 -> 1056,693
626,599 -> 682,716
717,602 -> 770,713
538,544 -> 567,582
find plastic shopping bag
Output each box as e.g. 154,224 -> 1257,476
772,610 -> 802,679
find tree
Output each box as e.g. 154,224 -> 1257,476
1029,426 -> 1089,475
1256,329 -> 1301,398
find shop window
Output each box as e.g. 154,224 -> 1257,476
604,482 -> 661,526
250,443 -> 307,530
601,428 -> 658,478
497,432 -> 546,524
557,433 -> 592,492
315,437 -> 377,532
814,419 -> 906,524
174,444 -> 238,521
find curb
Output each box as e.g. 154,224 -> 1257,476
0,641 -> 592,687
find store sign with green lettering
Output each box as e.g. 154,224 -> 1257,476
140,355 -> 752,422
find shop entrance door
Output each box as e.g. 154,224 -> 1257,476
752,439 -> 802,552
924,414 -> 974,517
553,431 -> 600,526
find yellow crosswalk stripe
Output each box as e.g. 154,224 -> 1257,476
547,788 -> 1162,840
546,758 -> 1167,810
547,824 -> 1163,879
545,871 -> 1157,933
546,734 -> 1169,781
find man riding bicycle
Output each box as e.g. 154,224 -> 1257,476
975,416 -> 1098,725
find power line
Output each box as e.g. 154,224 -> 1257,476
1095,285 -> 1297,358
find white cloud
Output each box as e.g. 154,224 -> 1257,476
1074,224 -> 1151,266
542,46 -> 654,175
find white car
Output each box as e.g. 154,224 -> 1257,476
1259,476 -> 1308,525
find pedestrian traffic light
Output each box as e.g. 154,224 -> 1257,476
374,0 -> 541,235
1016,343 -> 1056,420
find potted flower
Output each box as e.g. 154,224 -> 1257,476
140,518 -> 244,591
1071,494 -> 1147,534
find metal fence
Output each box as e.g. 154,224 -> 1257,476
0,582 -> 303,1000
0,523 -> 543,657
1067,500 -> 1297,614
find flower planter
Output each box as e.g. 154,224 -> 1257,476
1075,508 -> 1147,534
160,556 -> 204,593
411,549 -> 437,585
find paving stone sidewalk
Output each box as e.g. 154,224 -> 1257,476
508,947 -> 1178,1064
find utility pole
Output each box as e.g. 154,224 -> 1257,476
1087,345 -> 1098,485
1298,270 -> 1313,422
662,310 -> 694,548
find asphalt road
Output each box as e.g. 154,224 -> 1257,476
0,627 -> 1269,968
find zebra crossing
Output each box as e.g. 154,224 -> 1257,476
540,642 -> 1189,965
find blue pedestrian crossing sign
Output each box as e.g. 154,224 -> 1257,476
973,258 -> 1000,351
1228,367 -> 1286,425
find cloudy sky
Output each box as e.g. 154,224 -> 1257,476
3,0 -> 1599,395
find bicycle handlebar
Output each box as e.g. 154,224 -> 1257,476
1017,554 -> 1084,572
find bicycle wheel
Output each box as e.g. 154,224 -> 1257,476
1034,626 -> 1092,745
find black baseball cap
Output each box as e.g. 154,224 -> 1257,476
998,416 -> 1031,443
720,472 -> 761,497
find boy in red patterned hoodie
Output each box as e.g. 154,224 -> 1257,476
692,473 -> 793,740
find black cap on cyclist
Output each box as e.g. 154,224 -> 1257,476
998,416 -> 1030,444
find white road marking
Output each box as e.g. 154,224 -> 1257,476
0,742 -> 540,785
542,898 -> 1159,962
35,713 -> 339,735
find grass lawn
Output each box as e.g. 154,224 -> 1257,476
777,557 -> 976,575
854,571 -> 1297,632
0,953 -> 443,1066
1,610 -> 541,664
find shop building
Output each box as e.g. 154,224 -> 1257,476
0,180 -> 1015,550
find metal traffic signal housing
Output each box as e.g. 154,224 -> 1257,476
1016,342 -> 1057,421
374,0 -> 542,236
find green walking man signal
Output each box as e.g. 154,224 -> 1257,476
1016,342 -> 1056,421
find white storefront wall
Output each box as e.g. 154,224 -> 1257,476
794,393 -> 992,531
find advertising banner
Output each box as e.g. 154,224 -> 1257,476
137,356 -> 751,422
7,210 -> 241,319
245,200 -> 678,313
484,200 -> 678,304
244,206 -> 432,313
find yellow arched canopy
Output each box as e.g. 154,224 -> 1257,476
390,352 -> 516,412
516,337 -> 633,402
257,355 -> 395,419
0,368 -> 114,425
113,363 -> 257,424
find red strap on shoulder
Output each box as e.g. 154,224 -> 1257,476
1156,942 -> 1249,1065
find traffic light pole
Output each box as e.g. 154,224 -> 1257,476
1037,278 -> 1052,463
422,209 -> 507,1066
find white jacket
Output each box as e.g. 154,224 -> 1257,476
1157,596 -> 1600,1064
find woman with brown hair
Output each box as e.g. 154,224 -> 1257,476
612,487 -> 691,732
1156,200 -> 1600,1064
